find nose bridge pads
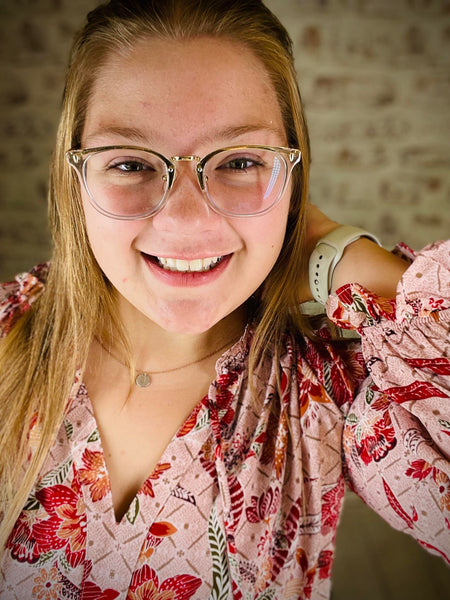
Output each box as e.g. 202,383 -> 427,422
163,159 -> 212,218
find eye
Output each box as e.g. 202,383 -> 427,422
108,159 -> 155,173
218,155 -> 264,172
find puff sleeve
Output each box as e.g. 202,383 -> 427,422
0,263 -> 48,336
327,241 -> 450,564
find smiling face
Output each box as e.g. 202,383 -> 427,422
79,36 -> 291,335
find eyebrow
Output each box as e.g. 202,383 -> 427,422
83,122 -> 286,148
83,126 -> 149,147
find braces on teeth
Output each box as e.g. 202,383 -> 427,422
157,256 -> 223,272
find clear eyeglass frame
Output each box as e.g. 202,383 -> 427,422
65,144 -> 302,220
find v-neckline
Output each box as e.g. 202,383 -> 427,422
68,382 -> 212,530
64,328 -> 249,536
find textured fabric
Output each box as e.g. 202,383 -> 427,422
0,241 -> 449,600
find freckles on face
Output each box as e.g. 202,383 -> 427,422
80,36 -> 292,334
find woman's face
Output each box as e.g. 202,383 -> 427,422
80,37 -> 291,334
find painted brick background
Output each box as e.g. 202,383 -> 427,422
0,0 -> 449,279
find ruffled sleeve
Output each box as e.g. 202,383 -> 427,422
0,263 -> 48,337
327,241 -> 450,564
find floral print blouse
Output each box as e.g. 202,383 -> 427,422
0,241 -> 449,600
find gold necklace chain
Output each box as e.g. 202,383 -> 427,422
96,335 -> 240,388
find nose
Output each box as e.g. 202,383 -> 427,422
151,161 -> 220,232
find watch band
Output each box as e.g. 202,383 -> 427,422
309,225 -> 381,304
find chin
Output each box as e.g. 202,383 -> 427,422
152,301 -> 226,335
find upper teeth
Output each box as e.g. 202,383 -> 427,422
157,256 -> 223,272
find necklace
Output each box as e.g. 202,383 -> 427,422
96,335 -> 240,388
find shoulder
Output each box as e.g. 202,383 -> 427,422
0,263 -> 49,337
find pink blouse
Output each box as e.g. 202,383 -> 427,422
0,241 -> 449,600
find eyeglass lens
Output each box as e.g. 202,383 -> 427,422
82,147 -> 289,218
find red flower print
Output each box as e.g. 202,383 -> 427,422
140,462 -> 171,497
355,410 -> 397,465
6,510 -> 42,564
321,479 -> 344,535
34,484 -> 87,568
405,459 -> 436,482
317,550 -> 333,580
82,582 -> 120,599
293,548 -> 317,599
406,357 -> 450,376
246,486 -> 280,524
78,448 -> 110,502
383,478 -> 418,529
383,381 -> 447,403
128,565 -> 202,600
298,367 -> 329,419
139,522 -> 178,563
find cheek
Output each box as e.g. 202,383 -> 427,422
243,201 -> 289,251
82,199 -> 142,267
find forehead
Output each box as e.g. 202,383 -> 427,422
82,36 -> 286,150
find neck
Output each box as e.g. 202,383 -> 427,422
105,297 -> 247,372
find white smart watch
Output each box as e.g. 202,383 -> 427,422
309,225 -> 382,304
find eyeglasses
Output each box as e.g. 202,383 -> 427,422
66,144 -> 301,219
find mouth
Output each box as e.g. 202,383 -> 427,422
141,252 -> 232,286
155,256 -> 225,273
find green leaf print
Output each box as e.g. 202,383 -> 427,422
255,590 -> 276,600
438,418 -> 450,430
38,551 -> 57,566
87,429 -> 100,443
365,385 -> 374,405
194,410 -> 210,432
346,413 -> 358,425
249,423 -> 266,458
64,419 -> 74,440
351,294 -> 369,315
208,502 -> 231,600
323,361 -> 333,396
23,495 -> 41,511
126,496 -> 140,525
36,457 -> 73,490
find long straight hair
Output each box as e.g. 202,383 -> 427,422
0,0 -> 311,552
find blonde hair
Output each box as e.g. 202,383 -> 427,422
0,0 -> 311,552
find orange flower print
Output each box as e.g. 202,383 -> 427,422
434,470 -> 450,511
127,580 -> 161,600
273,410 -> 288,479
140,463 -> 171,498
32,566 -> 62,600
55,497 -> 87,553
79,448 -> 110,502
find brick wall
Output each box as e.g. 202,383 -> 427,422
0,0 -> 449,279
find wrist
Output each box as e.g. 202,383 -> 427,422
308,225 -> 382,304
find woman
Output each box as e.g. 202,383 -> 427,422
0,0 -> 448,598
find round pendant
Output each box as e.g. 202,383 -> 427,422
135,372 -> 151,388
